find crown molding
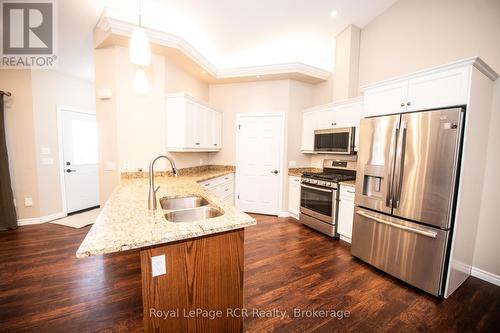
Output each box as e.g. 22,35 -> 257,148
94,16 -> 331,84
361,56 -> 498,91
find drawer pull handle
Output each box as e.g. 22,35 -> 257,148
356,210 -> 438,239
346,190 -> 355,194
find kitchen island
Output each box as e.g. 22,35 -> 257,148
77,166 -> 256,332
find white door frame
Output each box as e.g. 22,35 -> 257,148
235,112 -> 285,215
56,104 -> 98,216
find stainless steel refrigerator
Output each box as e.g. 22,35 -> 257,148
352,107 -> 464,296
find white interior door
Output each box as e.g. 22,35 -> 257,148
61,109 -> 99,213
236,114 -> 283,215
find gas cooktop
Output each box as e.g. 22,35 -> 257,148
302,172 -> 356,182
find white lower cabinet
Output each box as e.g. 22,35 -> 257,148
198,173 -> 235,205
338,185 -> 356,243
288,176 -> 301,217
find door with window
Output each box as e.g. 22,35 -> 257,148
61,109 -> 99,213
236,114 -> 283,215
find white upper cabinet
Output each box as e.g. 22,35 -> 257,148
406,67 -> 470,112
301,98 -> 363,153
362,59 -> 483,117
301,111 -> 317,152
166,94 -> 222,152
363,81 -> 409,117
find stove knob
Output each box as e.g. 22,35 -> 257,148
326,182 -> 332,187
319,181 -> 326,186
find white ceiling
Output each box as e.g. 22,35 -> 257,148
59,0 -> 398,81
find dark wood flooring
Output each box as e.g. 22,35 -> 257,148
0,215 -> 499,332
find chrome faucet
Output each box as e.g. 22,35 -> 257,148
148,155 -> 178,210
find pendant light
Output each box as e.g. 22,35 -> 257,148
129,0 -> 151,66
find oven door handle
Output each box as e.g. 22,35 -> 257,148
301,184 -> 334,193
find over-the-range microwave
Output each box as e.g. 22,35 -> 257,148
314,127 -> 355,154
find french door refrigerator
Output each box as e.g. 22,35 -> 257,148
352,107 -> 464,296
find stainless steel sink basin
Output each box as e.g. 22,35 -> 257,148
164,207 -> 224,223
159,195 -> 210,211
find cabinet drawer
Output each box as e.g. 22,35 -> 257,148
340,185 -> 356,199
199,173 -> 234,189
209,180 -> 234,198
222,193 -> 234,206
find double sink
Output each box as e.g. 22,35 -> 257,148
159,195 -> 224,223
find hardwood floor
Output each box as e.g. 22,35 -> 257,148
0,215 -> 499,332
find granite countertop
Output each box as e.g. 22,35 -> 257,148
76,166 -> 256,258
339,180 -> 356,188
288,167 -> 322,177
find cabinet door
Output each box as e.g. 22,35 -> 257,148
406,67 -> 470,112
301,112 -> 316,152
184,100 -> 198,148
364,81 -> 408,117
194,105 -> 211,148
338,196 -> 355,240
288,177 -> 301,216
211,110 -> 222,149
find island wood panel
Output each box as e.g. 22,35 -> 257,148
140,229 -> 245,333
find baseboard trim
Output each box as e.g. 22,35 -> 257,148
17,212 -> 67,226
339,234 -> 352,244
278,211 -> 290,218
471,266 -> 500,287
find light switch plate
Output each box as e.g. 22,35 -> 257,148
41,158 -> 54,165
151,254 -> 166,277
24,197 -> 33,207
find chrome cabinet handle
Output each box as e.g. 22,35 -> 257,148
406,101 -> 411,106
66,169 -> 77,173
270,170 -> 279,174
356,210 -> 437,238
346,190 -> 355,194
195,142 -> 200,145
400,102 -> 405,107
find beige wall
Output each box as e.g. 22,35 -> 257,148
0,70 -> 39,219
358,0 -> 500,276
209,79 -> 314,211
31,70 -> 96,216
208,80 -> 292,166
359,0 -> 500,87
287,80 -> 313,168
1,69 -> 94,219
95,46 -> 212,203
333,25 -> 361,101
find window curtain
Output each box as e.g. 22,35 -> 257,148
0,91 -> 17,231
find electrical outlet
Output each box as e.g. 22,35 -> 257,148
151,254 -> 166,277
123,161 -> 130,171
24,197 -> 33,207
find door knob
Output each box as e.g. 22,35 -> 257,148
400,102 -> 405,107
66,162 -> 71,166
406,101 -> 411,106
270,170 -> 279,174
66,169 -> 77,173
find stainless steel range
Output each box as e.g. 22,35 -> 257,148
299,159 -> 356,237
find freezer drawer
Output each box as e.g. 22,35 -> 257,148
351,208 -> 449,296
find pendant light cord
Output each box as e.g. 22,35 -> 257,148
138,0 -> 142,27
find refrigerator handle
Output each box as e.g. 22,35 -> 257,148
393,121 -> 407,208
385,123 -> 399,208
356,210 -> 438,238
